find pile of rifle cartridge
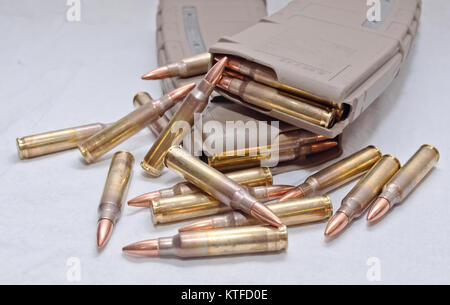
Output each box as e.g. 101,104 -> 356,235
16,56 -> 439,259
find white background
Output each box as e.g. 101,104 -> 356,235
0,0 -> 449,284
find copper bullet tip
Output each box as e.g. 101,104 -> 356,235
179,219 -> 215,232
168,83 -> 196,102
266,185 -> 296,198
217,75 -> 233,91
324,212 -> 349,238
122,239 -> 159,257
97,219 -> 114,249
278,187 -> 305,202
310,141 -> 339,154
316,135 -> 329,143
227,57 -> 242,71
141,66 -> 170,80
204,57 -> 228,86
127,191 -> 161,208
367,197 -> 391,223
251,202 -> 283,227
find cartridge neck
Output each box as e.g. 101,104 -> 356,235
157,237 -> 176,257
158,188 -> 175,198
247,186 -> 269,200
227,78 -> 245,96
297,181 -> 315,197
230,190 -> 258,214
158,94 -> 179,113
194,79 -> 215,101
338,199 -> 359,221
379,184 -> 402,207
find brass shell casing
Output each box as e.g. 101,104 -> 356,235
151,192 -> 232,224
379,145 -> 439,207
79,92 -> 181,163
339,155 -> 401,220
151,185 -> 287,225
98,151 -> 134,223
169,53 -> 211,78
186,196 -> 333,230
141,80 -> 214,177
225,78 -> 336,128
225,167 -> 273,187
154,166 -> 274,200
266,196 -> 332,226
165,147 -> 261,214
16,123 -> 107,159
158,225 -> 288,258
133,92 -> 170,136
297,146 -> 382,197
207,130 -> 329,171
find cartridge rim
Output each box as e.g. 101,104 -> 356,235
149,200 -> 160,224
327,109 -> 337,128
421,144 -> 440,161
382,155 -> 401,167
367,145 -> 382,156
114,150 -> 135,163
278,225 -> 289,251
16,138 -> 26,160
133,92 -> 152,107
319,195 -> 334,217
78,144 -> 94,164
140,161 -> 162,177
134,91 -> 151,100
323,195 -> 332,205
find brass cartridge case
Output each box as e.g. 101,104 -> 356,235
207,129 -> 328,170
123,225 -> 288,258
166,52 -> 211,78
210,130 -> 327,160
134,167 -> 274,206
164,146 -> 283,227
163,166 -> 274,196
141,58 -> 227,177
208,141 -> 337,172
338,155 -> 401,220
378,145 -> 439,207
16,123 -> 107,159
280,146 -> 382,200
78,84 -> 194,163
225,167 -> 274,187
133,92 -> 170,136
220,56 -> 342,110
180,196 -> 333,231
219,76 -> 336,128
151,185 -> 294,224
98,151 -> 134,224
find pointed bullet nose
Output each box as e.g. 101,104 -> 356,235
179,219 -> 215,232
122,239 -> 159,257
277,187 -> 305,202
127,200 -> 150,208
324,212 -> 349,238
266,185 -> 296,198
97,219 -> 114,249
367,198 -> 391,223
205,56 -> 228,86
251,202 -> 283,227
168,83 -> 196,102
127,191 -> 161,208
141,66 -> 170,80
310,141 -> 339,154
315,135 -> 329,143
